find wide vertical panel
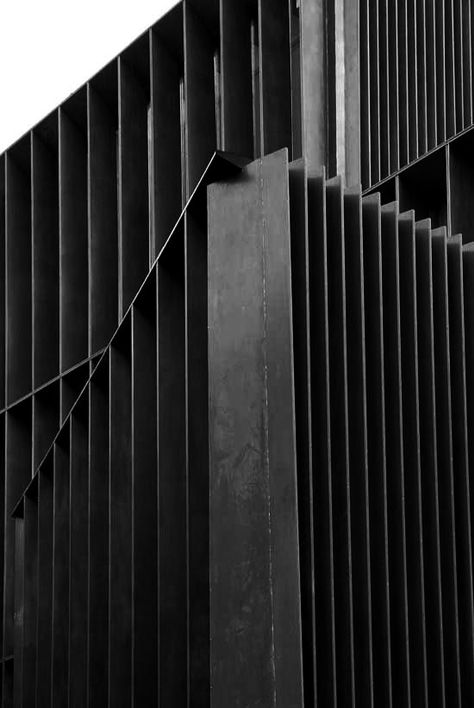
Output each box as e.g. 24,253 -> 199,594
343,0 -> 360,185
288,162 -> 317,707
344,187 -> 373,707
326,176 -> 355,706
157,232 -> 187,704
5,141 -> 32,404
88,65 -> 118,354
31,118 -> 59,389
415,219 -> 445,706
446,235 -> 474,705
362,194 -> 392,707
219,0 -> 253,157
208,150 -> 303,706
131,276 -> 157,706
183,0 -> 216,199
431,227 -> 461,705
398,0 -> 409,166
51,431 -> 70,707
87,359 -> 109,707
108,319 -> 132,707
258,0 -> 291,157
35,462 -> 53,708
398,211 -> 428,705
59,95 -> 88,373
118,39 -> 150,315
22,492 -> 38,707
68,402 -> 88,707
150,24 -> 183,254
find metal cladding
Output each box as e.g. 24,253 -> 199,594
2,0 -> 474,705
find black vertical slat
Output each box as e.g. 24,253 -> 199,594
398,210 -> 428,706
87,358 -> 109,707
33,383 -> 60,470
60,362 -> 90,425
258,0 -> 291,156
5,140 -> 32,405
416,0 -> 428,155
87,65 -> 119,354
68,401 -> 88,707
453,0 -> 464,129
150,19 -> 183,253
407,0 -> 419,160
446,235 -> 474,704
398,0 -> 409,166
360,0 -> 371,188
118,41 -> 150,316
0,156 -> 4,411
23,490 -> 38,707
108,318 -> 132,707
362,193 -> 392,708
388,0 -> 400,173
462,0 -> 472,126
288,160 -> 316,707
415,218 -> 446,707
426,0 -> 438,148
307,172 -> 336,707
3,400 -> 31,697
13,512 -> 24,708
51,430 -> 70,707
435,0 -> 447,142
59,94 -> 88,374
369,0 -> 381,183
219,0 -> 253,157
380,202 -> 411,706
131,275 -> 158,706
344,187 -> 374,707
379,0 -> 391,177
445,0 -> 457,136
184,201 -> 211,700
157,231 -> 187,705
35,461 -> 53,708
31,118 -> 59,388
326,176 -> 355,706
183,0 -> 216,197
431,226 -> 461,705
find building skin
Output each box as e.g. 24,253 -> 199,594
1,0 -> 474,705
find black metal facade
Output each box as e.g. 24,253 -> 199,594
2,0 -> 474,704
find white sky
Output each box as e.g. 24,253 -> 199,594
0,0 -> 177,153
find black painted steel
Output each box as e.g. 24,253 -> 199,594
3,0 -> 474,704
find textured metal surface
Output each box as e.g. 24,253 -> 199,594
2,0 -> 474,704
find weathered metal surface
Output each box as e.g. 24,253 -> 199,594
208,148 -> 303,706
